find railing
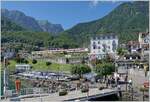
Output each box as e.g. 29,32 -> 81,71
12,88 -> 51,96
3,84 -> 98,98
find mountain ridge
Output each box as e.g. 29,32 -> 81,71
1,8 -> 64,34
1,1 -> 149,50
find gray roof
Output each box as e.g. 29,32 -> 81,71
92,33 -> 118,40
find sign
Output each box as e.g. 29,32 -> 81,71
15,79 -> 21,94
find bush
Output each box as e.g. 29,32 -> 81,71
59,90 -> 68,96
140,87 -> 149,92
99,86 -> 105,90
32,59 -> 37,64
46,61 -> 52,66
81,88 -> 89,93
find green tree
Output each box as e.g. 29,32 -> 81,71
95,62 -> 115,77
71,64 -> 91,78
66,58 -> 69,64
102,54 -> 114,63
117,48 -> 127,56
24,59 -> 29,64
91,58 -> 102,66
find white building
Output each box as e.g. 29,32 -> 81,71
90,34 -> 118,59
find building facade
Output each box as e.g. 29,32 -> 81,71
90,34 -> 118,59
127,41 -> 140,53
127,32 -> 149,54
138,32 -> 149,51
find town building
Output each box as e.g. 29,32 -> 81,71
32,48 -> 88,57
127,32 -> 149,55
90,34 -> 118,59
127,41 -> 140,53
138,32 -> 149,53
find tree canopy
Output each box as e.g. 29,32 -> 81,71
95,62 -> 115,77
71,64 -> 91,77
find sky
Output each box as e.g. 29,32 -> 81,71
2,1 -> 123,30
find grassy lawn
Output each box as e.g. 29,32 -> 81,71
8,59 -> 72,73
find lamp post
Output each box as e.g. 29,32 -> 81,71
58,67 -> 60,81
125,64 -> 128,101
115,51 -> 119,87
3,57 -> 8,99
131,87 -> 134,101
3,57 -> 6,98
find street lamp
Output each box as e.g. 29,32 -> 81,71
3,57 -> 8,99
125,64 -> 128,101
114,51 -> 119,86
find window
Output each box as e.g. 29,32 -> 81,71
112,40 -> 116,52
93,42 -> 96,45
98,41 -> 100,44
103,36 -> 105,39
93,37 -> 96,40
93,45 -> 96,49
113,35 -> 116,39
98,46 -> 100,49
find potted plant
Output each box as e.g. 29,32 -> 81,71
98,86 -> 105,90
59,89 -> 68,96
81,87 -> 89,93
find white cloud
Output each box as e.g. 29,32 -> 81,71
90,0 -> 99,7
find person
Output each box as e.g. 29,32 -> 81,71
128,78 -> 132,85
106,77 -> 110,88
128,78 -> 132,91
117,77 -> 120,85
124,75 -> 128,82
117,85 -> 122,98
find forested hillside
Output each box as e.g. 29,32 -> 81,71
65,1 -> 149,46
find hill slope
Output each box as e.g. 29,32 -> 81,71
65,1 -> 149,46
1,16 -> 25,31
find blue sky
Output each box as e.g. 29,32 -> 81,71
2,1 -> 123,30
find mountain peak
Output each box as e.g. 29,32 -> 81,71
37,20 -> 64,34
2,8 -> 64,34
